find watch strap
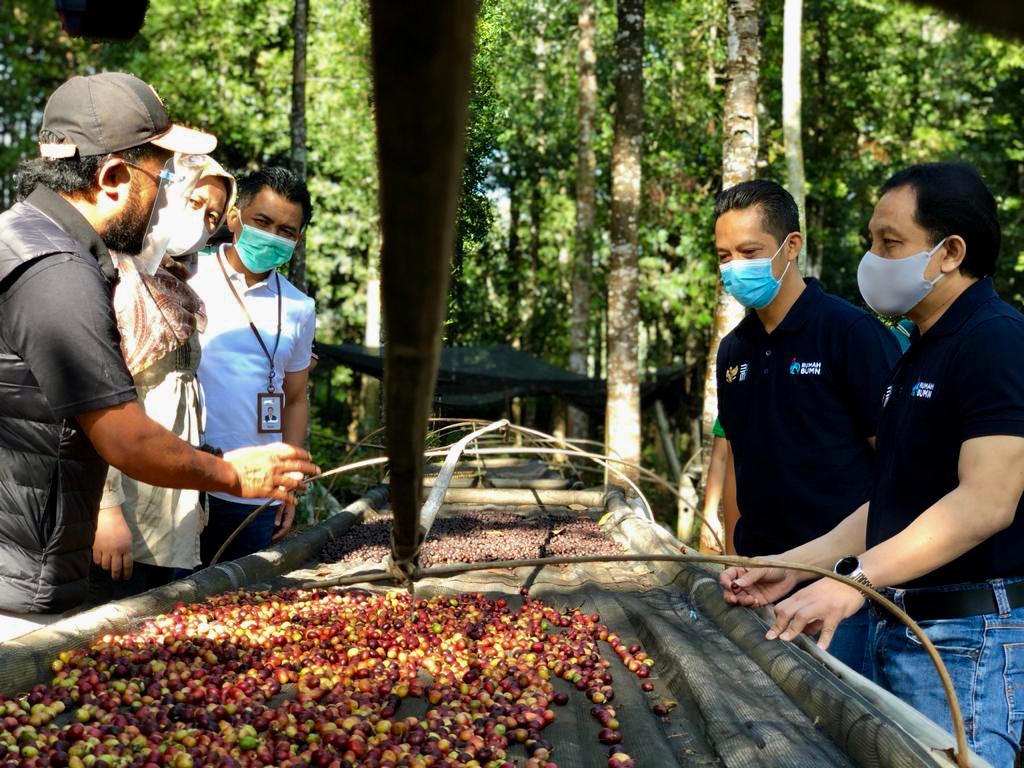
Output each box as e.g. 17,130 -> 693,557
834,556 -> 875,590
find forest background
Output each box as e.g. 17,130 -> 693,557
2,0 -> 1023,536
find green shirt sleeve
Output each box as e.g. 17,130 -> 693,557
712,417 -> 726,439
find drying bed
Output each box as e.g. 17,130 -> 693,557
0,566 -> 907,768
319,507 -> 625,568
0,487 -> 983,767
3,582 -> 670,768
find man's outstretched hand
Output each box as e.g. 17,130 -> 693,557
224,443 -> 319,505
720,563 -> 867,650
720,565 -> 800,608
766,578 -> 866,650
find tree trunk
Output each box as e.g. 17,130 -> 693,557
700,0 -> 760,439
653,399 -> 681,484
605,0 -> 644,483
528,184 -> 542,273
523,6 -> 547,355
525,183 -> 543,350
360,245 -> 382,435
698,0 -> 761,543
783,0 -> 810,274
569,0 -> 597,440
809,198 -> 825,282
507,180 -> 522,345
721,0 -> 761,190
287,0 -> 309,292
807,0 -> 829,278
706,21 -> 718,93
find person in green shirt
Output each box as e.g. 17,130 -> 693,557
699,418 -> 736,553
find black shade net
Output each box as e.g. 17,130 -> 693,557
315,343 -> 686,412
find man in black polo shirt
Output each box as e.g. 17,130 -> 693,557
714,180 -> 900,677
722,162 -> 1024,767
0,73 -> 317,637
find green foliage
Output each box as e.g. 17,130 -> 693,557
0,0 -> 113,206
2,0 -> 379,344
294,480 -> 344,527
638,0 -> 724,342
761,0 -> 1024,302
2,0 -> 1022,455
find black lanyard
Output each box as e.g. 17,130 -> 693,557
217,249 -> 283,392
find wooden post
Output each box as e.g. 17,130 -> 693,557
653,399 -> 681,485
370,1 -> 478,567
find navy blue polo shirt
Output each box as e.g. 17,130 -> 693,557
717,279 -> 901,556
866,278 -> 1024,588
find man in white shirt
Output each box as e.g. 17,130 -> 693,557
190,167 -> 316,563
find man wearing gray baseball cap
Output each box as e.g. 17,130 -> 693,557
0,73 -> 318,637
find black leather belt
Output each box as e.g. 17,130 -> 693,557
901,581 -> 1024,622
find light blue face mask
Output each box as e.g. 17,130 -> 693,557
235,223 -> 297,273
719,236 -> 792,310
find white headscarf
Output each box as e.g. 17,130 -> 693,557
111,156 -> 236,375
160,155 -> 237,279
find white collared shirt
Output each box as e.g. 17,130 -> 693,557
190,244 -> 316,504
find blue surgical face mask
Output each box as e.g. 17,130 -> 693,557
719,236 -> 792,310
235,223 -> 297,273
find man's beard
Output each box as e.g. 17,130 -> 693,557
101,180 -> 152,255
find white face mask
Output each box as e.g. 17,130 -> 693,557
857,238 -> 947,316
164,206 -> 211,258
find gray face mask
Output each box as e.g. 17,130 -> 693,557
857,238 -> 947,316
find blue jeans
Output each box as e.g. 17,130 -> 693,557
198,495 -> 280,567
869,578 -> 1024,768
826,605 -> 873,679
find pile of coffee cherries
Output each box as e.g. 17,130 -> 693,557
320,510 -> 625,567
0,588 -> 657,768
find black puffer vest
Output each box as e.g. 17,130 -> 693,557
0,201 -> 108,613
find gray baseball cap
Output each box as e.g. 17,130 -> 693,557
38,72 -> 216,159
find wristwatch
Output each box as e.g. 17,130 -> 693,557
833,556 -> 874,589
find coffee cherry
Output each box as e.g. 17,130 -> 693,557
9,582 -> 657,766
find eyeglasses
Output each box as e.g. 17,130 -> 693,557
119,159 -> 167,188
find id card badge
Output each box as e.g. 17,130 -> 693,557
257,392 -> 284,434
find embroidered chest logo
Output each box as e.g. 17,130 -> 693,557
882,384 -> 893,408
725,364 -> 750,383
788,358 -> 822,376
911,381 -> 935,399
